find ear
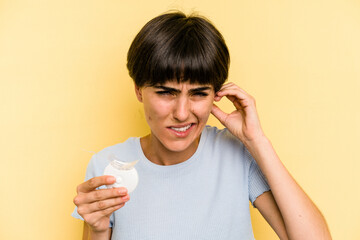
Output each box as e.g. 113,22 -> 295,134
134,84 -> 143,102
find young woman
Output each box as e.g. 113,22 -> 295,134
72,11 -> 331,240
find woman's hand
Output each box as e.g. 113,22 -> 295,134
73,176 -> 130,233
211,82 -> 265,144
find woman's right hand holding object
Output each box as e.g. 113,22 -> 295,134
73,176 -> 130,233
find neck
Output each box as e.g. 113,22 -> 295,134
140,134 -> 200,166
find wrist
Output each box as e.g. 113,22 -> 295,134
243,134 -> 270,150
243,135 -> 281,170
89,227 -> 111,240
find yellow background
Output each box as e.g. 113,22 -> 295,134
1,0 -> 359,239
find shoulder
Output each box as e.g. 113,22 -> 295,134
204,125 -> 245,149
203,125 -> 253,167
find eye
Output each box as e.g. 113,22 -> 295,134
192,92 -> 209,97
156,91 -> 173,96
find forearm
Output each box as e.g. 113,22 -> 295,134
244,137 -> 331,240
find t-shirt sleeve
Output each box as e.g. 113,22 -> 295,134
246,148 -> 271,207
71,154 -> 115,227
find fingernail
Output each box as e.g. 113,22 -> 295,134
107,176 -> 115,182
118,188 -> 127,195
122,195 -> 130,200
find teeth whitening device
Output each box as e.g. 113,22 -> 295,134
103,155 -> 139,193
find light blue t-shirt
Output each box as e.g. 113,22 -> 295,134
72,126 -> 270,240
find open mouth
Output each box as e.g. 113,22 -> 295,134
167,123 -> 195,136
170,124 -> 192,132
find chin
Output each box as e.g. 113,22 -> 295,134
162,139 -> 195,153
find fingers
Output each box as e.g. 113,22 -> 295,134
211,104 -> 228,124
215,83 -> 249,100
77,194 -> 130,215
83,204 -> 125,226
215,82 -> 256,109
74,186 -> 130,227
74,177 -> 129,216
73,176 -> 130,232
77,175 -> 116,193
219,82 -> 247,93
89,187 -> 128,202
74,187 -> 128,205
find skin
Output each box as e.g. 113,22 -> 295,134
74,81 -> 332,240
135,81 -> 215,166
74,176 -> 128,239
212,82 -> 331,239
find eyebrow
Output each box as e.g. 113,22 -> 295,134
154,86 -> 212,94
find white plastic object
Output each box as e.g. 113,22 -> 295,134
103,156 -> 139,193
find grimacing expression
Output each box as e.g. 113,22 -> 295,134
135,81 -> 215,153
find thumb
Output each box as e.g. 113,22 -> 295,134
211,104 -> 228,125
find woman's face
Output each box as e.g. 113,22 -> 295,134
135,81 -> 215,153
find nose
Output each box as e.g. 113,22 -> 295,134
173,96 -> 190,122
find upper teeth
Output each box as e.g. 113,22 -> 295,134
171,124 -> 192,132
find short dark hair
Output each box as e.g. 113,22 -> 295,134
127,11 -> 230,92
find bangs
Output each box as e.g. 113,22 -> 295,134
150,27 -> 224,88
127,12 -> 230,92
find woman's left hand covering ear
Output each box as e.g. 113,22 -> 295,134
211,82 -> 265,143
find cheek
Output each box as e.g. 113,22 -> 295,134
143,100 -> 172,121
192,100 -> 213,119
